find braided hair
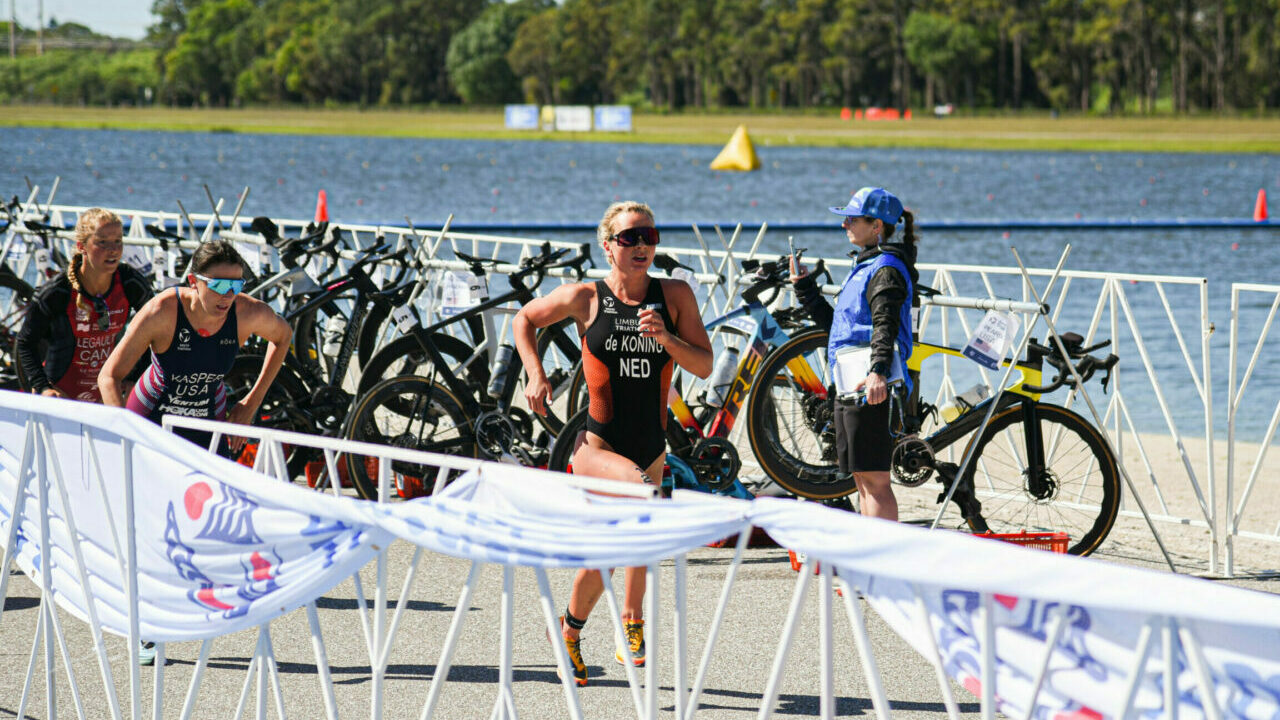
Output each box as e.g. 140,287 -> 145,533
68,208 -> 122,315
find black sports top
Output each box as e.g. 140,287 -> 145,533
581,279 -> 675,468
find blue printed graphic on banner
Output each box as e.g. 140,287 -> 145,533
196,485 -> 263,545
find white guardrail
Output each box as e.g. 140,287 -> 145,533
2,205 -> 1256,578
3,393 -> 1280,720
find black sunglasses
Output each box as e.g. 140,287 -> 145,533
609,226 -> 660,247
89,295 -> 110,332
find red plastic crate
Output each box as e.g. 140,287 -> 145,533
976,531 -> 1069,553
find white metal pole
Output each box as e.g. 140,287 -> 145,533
757,564 -> 813,720
819,563 -> 834,720
123,438 -> 142,720
645,563 -> 659,720
1225,287 -> 1240,577
419,562 -> 482,720
686,522 -> 753,720
673,554 -> 688,719
979,593 -> 995,720
36,429 -> 56,720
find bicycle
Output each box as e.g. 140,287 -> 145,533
352,243 -> 593,435
747,325 -> 1121,556
341,243 -> 592,500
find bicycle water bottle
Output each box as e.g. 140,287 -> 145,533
703,347 -> 740,408
940,383 -> 989,423
323,314 -> 347,357
487,343 -> 516,399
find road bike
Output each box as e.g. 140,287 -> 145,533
747,326 -> 1121,556
340,243 -> 592,500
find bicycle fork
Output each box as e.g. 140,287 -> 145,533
933,398 -> 1051,533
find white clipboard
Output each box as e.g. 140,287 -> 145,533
833,345 -> 905,400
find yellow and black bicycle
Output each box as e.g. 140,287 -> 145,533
746,328 -> 1121,556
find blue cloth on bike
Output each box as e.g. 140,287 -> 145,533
828,250 -> 914,393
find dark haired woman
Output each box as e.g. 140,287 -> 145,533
791,186 -> 919,521
99,240 -> 291,451
16,208 -> 153,402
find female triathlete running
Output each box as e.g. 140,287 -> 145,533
513,201 -> 712,686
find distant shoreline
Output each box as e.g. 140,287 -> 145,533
4,106 -> 1280,154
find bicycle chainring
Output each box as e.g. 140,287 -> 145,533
891,436 -> 935,487
688,436 -> 741,491
474,410 -> 519,460
311,386 -> 353,433
473,410 -> 546,466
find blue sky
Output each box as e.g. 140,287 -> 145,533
12,1 -> 156,40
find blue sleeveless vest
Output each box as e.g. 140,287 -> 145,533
828,251 -> 914,392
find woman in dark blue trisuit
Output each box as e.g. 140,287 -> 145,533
99,240 -> 291,452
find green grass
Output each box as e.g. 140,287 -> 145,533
5,105 -> 1280,153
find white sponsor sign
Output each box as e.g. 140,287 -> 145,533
553,105 -> 592,132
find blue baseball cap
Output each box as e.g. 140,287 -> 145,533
829,187 -> 904,224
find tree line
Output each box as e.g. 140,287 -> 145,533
4,0 -> 1279,113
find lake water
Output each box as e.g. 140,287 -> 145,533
4,126 -> 1279,439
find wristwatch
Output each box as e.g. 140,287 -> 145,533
869,361 -> 890,377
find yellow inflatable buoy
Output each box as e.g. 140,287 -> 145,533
709,125 -> 761,172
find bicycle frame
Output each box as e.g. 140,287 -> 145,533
905,342 -> 1070,502
668,294 -> 795,442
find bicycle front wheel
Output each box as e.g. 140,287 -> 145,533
745,329 -> 852,499
344,375 -> 476,500
961,403 -> 1120,556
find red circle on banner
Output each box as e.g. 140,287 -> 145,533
184,482 -> 213,520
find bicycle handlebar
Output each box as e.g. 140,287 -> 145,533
1021,333 -> 1120,394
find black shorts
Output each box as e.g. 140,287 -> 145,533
833,398 -> 892,474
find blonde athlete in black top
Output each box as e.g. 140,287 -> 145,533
513,201 -> 712,686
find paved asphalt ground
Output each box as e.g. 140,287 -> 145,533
2,522 -> 1279,720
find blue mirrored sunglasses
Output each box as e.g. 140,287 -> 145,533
195,273 -> 246,296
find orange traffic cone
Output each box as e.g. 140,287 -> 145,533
315,189 -> 329,223
1254,188 -> 1268,221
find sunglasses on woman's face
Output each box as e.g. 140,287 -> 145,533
195,273 -> 246,296
609,226 -> 661,247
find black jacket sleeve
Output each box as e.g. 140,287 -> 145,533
119,263 -> 155,310
16,287 -> 56,392
866,266 -> 909,374
793,273 -> 833,332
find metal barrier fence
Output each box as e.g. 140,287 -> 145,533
1226,282 -> 1280,576
5,204 -> 1268,573
3,398 -> 1280,720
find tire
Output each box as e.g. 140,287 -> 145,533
2,272 -> 36,391
547,407 -> 590,473
222,354 -> 314,479
356,331 -> 482,399
960,403 -> 1120,557
343,375 -> 476,501
745,329 -> 849,498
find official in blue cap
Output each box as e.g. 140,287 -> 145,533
790,186 -> 919,520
